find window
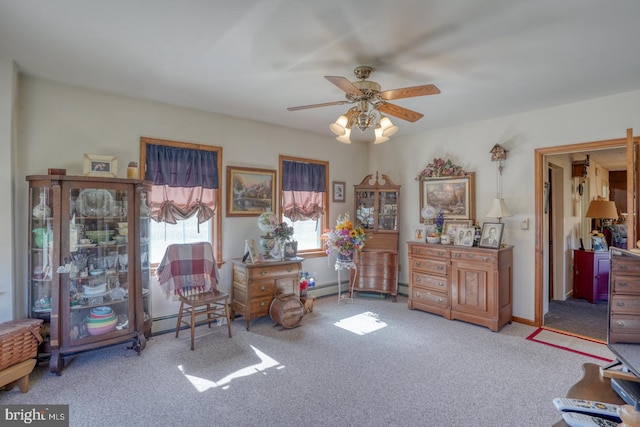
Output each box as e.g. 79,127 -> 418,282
279,155 -> 329,257
140,137 -> 222,263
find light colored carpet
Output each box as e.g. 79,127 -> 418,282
2,295 -> 615,426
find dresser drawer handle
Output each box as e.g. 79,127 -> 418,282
436,265 -> 444,271
437,297 -> 444,303
415,292 -> 421,297
482,256 -> 488,261
437,251 -> 445,256
260,301 -> 266,307
415,277 -> 422,283
615,320 -> 626,327
467,254 -> 474,258
287,267 -> 293,272
454,253 -> 461,258
616,301 -> 626,307
619,282 -> 628,287
260,285 -> 266,291
260,271 -> 267,276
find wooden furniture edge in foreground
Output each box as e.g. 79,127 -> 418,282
600,361 -> 640,383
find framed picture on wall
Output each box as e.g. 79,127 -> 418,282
226,166 -> 276,216
419,173 -> 475,221
333,181 -> 345,202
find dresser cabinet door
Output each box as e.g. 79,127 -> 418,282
451,260 -> 492,316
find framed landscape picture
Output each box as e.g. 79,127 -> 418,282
419,173 -> 475,220
226,166 -> 276,216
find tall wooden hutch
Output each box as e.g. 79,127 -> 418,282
26,174 -> 151,374
351,173 -> 400,301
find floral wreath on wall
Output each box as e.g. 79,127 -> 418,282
415,158 -> 467,180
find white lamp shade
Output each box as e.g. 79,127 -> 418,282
486,198 -> 512,219
374,126 -> 389,144
336,127 -> 351,144
329,115 -> 348,136
379,116 -> 398,137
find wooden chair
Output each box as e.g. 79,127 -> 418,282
157,242 -> 232,350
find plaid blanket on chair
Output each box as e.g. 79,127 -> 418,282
156,242 -> 219,297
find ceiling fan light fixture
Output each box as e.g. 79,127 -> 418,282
336,127 -> 351,144
374,124 -> 389,144
379,116 -> 399,138
329,115 -> 348,136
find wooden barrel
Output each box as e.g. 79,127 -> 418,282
270,293 -> 304,329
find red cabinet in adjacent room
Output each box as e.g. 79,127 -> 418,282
572,250 -> 609,304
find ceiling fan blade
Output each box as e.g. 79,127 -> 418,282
378,103 -> 424,122
287,100 -> 349,111
325,76 -> 363,96
380,84 -> 440,100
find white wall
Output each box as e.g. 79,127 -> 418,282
0,59 -> 18,322
6,74 -> 640,324
370,89 -> 640,321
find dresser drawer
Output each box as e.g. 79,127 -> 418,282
249,264 -> 299,280
610,314 -> 640,335
411,258 -> 448,275
412,272 -> 448,292
610,295 -> 640,314
249,280 -> 276,297
451,250 -> 496,263
249,295 -> 273,317
412,287 -> 448,308
612,276 -> 640,294
410,244 -> 449,259
612,258 -> 640,275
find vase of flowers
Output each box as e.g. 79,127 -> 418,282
323,213 -> 369,261
274,221 -> 294,259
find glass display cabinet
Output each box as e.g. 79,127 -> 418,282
26,174 -> 151,375
352,173 -> 401,301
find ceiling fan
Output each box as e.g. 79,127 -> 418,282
287,66 -> 440,139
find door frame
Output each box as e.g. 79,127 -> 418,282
534,133 -> 637,327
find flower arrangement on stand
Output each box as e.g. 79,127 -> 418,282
322,213 -> 369,261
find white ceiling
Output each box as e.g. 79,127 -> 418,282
1,0 -> 639,162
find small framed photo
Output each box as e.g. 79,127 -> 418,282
479,222 -> 504,249
284,241 -> 298,259
411,224 -> 427,242
591,235 -> 608,251
83,154 -> 118,178
244,239 -> 260,263
442,220 -> 473,239
456,227 -> 476,246
333,181 -> 346,203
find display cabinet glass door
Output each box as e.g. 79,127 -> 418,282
377,191 -> 398,231
29,185 -> 56,320
356,191 -> 375,230
64,184 -> 134,346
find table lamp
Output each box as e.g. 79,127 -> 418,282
585,198 -> 618,231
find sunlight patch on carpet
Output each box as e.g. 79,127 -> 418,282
526,327 -> 614,362
334,311 -> 387,335
178,345 -> 281,391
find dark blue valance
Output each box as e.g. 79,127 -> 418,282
281,160 -> 326,192
145,144 -> 218,189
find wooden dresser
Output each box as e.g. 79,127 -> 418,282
407,242 -> 513,332
230,258 -> 302,331
609,248 -> 640,344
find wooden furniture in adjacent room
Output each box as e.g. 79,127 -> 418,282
352,173 -> 400,301
609,247 -> 640,344
572,249 -> 610,304
407,242 -> 513,332
230,258 -> 303,331
26,175 -> 151,374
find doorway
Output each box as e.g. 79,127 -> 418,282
534,135 -> 636,340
